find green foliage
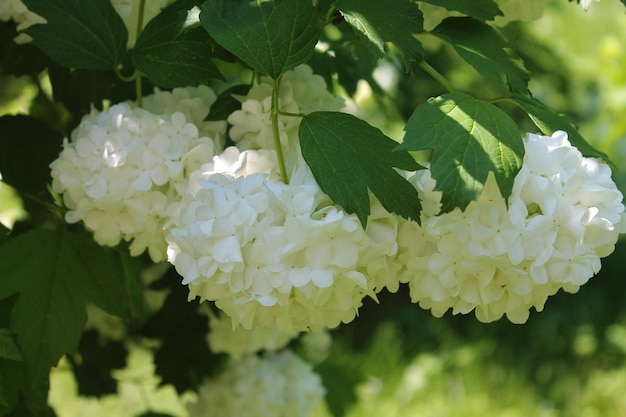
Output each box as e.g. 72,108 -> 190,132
335,0 -> 425,72
21,0 -> 128,70
420,0 -> 504,21
0,229 -> 128,381
204,84 -> 250,121
1,0 -> 625,415
432,17 -> 529,94
200,0 -> 320,78
132,0 -> 223,88
396,92 -> 523,213
0,329 -> 22,361
299,111 -> 423,227
0,115 -> 62,194
507,93 -> 611,163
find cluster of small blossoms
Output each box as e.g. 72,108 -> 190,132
50,87 -> 222,262
397,131 -> 626,323
187,350 -> 325,417
206,310 -> 299,360
166,65 -> 401,331
0,0 -> 45,44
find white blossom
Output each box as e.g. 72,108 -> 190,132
206,311 -> 299,360
399,131 -> 626,324
50,98 -> 220,262
187,350 -> 325,417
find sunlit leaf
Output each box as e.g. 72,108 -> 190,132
420,0 -> 503,21
299,112 -> 423,228
336,0 -> 425,72
396,92 -> 523,213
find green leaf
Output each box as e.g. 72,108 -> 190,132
395,92 -> 524,213
419,0 -> 503,21
200,0 -> 320,78
299,112 -> 423,228
0,229 -> 128,380
336,0 -> 424,72
70,330 -> 125,396
21,0 -> 128,70
0,115 -> 63,194
133,0 -> 223,88
0,328 -> 22,361
432,17 -> 529,94
507,93 -> 611,163
204,84 -> 250,121
141,272 -> 221,393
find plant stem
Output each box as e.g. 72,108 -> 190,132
271,76 -> 289,184
134,0 -> 147,107
419,61 -> 454,93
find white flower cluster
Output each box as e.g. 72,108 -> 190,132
50,87 -> 222,262
0,0 -> 45,44
187,350 -> 325,417
167,66 -> 401,332
398,131 -> 626,323
207,311 -> 299,359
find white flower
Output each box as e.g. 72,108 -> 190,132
167,151 -> 400,331
187,350 -> 325,417
206,311 -> 299,360
0,0 -> 46,44
580,0 -> 600,10
398,131 -> 626,323
167,66 -> 399,331
228,64 -> 344,154
50,101 -> 220,262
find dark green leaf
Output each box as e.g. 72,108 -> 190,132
0,115 -> 63,194
205,84 -> 250,121
141,275 -> 221,393
200,0 -> 320,78
0,328 -> 22,361
299,112 -> 423,228
133,0 -> 222,88
134,0 -> 203,45
22,0 -> 128,70
420,0 -> 503,21
432,17 -> 529,94
0,358 -> 50,416
70,330 -> 125,396
0,43 -> 51,77
315,361 -> 362,417
395,92 -> 524,213
0,229 -> 127,380
336,0 -> 424,72
507,93 -> 611,164
132,37 -> 222,88
47,64 -> 124,116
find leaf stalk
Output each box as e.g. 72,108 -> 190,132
271,76 -> 290,184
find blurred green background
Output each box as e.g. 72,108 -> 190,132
2,1 -> 626,416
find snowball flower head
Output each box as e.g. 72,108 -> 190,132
50,101 -> 219,262
207,311 -> 299,360
167,153 -> 399,332
398,131 -> 625,324
228,64 -> 344,153
187,350 -> 325,417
